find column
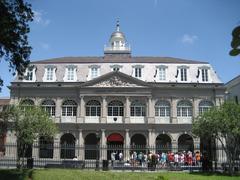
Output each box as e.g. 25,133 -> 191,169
101,97 -> 107,123
32,140 -> 39,159
100,129 -> 107,160
55,98 -> 62,123
193,137 -> 200,152
193,98 -> 199,119
78,129 -> 84,160
79,96 -> 85,123
124,129 -> 130,161
148,97 -> 155,124
125,97 -> 130,123
5,131 -> 17,158
171,98 -> 177,124
171,133 -> 179,153
148,129 -> 156,153
53,133 -> 61,159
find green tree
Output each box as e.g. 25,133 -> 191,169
1,105 -> 58,169
192,101 -> 240,175
229,25 -> 240,56
0,0 -> 33,91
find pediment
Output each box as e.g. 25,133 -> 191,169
81,71 -> 149,88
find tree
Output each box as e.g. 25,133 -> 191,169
229,25 -> 240,56
0,0 -> 33,91
192,101 -> 240,175
0,105 -> 58,169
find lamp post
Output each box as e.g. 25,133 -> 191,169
95,132 -> 100,171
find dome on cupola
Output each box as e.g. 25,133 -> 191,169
104,20 -> 131,54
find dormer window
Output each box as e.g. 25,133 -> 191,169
23,66 -> 36,82
156,65 -> 168,81
63,65 -> 77,82
88,65 -> 100,80
46,67 -> 54,81
43,65 -> 56,82
26,70 -> 33,81
198,66 -> 210,83
133,65 -> 144,79
110,65 -> 122,72
176,66 -> 189,82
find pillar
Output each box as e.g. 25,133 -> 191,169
101,97 -> 107,123
171,98 -> 177,124
193,137 -> 200,152
100,129 -> 107,160
77,129 -> 84,160
124,129 -> 130,161
125,97 -> 130,123
148,97 -> 155,124
53,133 -> 61,159
55,98 -> 62,123
32,140 -> 39,159
79,96 -> 85,123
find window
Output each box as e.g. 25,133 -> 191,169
199,100 -> 213,115
159,68 -> 166,81
201,69 -> 209,82
26,70 -> 33,81
135,68 -> 142,78
155,100 -> 170,117
46,67 -> 54,81
108,100 -> 124,116
177,100 -> 192,117
86,100 -> 101,116
20,99 -> 34,110
67,67 -> 74,81
42,100 -> 56,116
130,100 -> 146,116
43,66 -> 56,82
91,67 -> 99,79
62,100 -> 77,116
110,65 -> 122,72
180,68 -> 187,81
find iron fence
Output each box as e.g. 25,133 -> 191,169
0,143 -> 239,172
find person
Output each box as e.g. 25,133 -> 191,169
195,151 -> 201,166
119,152 -> 123,161
111,152 -> 116,167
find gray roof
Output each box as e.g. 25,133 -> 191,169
32,55 -> 208,64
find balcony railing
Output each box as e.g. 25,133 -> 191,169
155,117 -> 170,124
85,116 -> 100,123
107,116 -> 123,123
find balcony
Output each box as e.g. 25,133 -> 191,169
177,117 -> 192,124
61,117 -> 76,123
107,116 -> 123,123
155,117 -> 170,124
130,116 -> 145,123
85,116 -> 100,123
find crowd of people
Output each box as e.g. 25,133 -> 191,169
110,150 -> 202,168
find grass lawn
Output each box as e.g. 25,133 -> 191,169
0,169 -> 240,180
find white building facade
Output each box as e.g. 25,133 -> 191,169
6,22 -> 225,160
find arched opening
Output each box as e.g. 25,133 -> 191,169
156,134 -> 172,153
60,133 -> 75,159
84,133 -> 99,159
131,134 -> 146,153
62,100 -> 77,117
39,136 -> 54,158
41,100 -> 56,116
178,134 -> 194,152
107,133 -> 124,160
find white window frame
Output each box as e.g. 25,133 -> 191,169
156,65 -> 168,81
177,66 -> 189,82
43,65 -> 57,82
110,64 -> 122,72
155,100 -> 170,117
130,100 -> 146,117
88,65 -> 100,80
62,100 -> 77,117
23,66 -> 36,82
132,65 -> 144,79
198,66 -> 211,83
63,65 -> 77,82
177,100 -> 192,117
199,100 -> 213,115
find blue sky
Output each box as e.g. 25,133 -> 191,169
0,0 -> 239,97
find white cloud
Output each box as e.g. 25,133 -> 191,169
33,10 -> 51,26
181,34 -> 198,44
39,42 -> 50,50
